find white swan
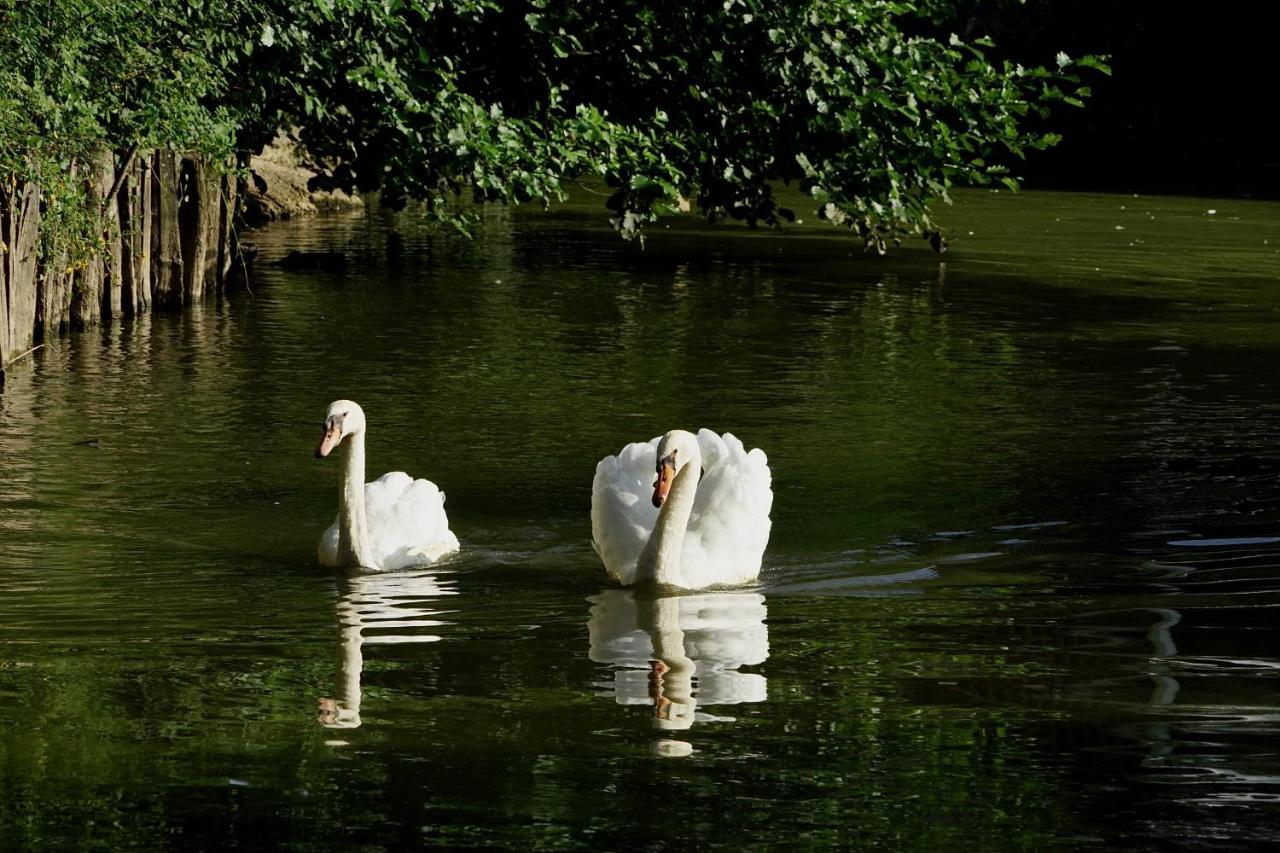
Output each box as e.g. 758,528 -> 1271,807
591,429 -> 772,589
315,400 -> 459,570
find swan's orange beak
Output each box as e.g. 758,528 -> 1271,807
652,458 -> 676,508
315,418 -> 343,458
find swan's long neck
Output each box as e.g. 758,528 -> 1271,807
638,462 -> 698,586
338,429 -> 377,568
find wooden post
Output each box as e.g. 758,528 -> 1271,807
71,149 -> 115,329
136,152 -> 153,314
178,156 -> 230,302
8,183 -> 43,361
103,147 -> 127,320
5,148 -> 245,361
151,150 -> 184,307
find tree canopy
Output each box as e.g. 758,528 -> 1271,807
2,0 -> 1103,253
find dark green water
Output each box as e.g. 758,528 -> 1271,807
2,191 -> 1278,849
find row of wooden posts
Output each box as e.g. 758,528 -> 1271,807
1,149 -> 241,369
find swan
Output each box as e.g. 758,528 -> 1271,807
591,429 -> 772,589
314,400 -> 459,570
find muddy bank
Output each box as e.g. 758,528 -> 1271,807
244,134 -> 363,225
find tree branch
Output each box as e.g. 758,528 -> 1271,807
100,142 -> 141,221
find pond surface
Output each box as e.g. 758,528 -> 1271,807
2,190 -> 1279,849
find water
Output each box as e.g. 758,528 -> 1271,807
1,190 -> 1278,849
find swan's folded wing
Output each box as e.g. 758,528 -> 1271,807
684,430 -> 773,586
591,439 -> 661,585
366,471 -> 459,569
318,518 -> 341,566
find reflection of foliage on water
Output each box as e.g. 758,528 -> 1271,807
3,192 -> 1279,847
1,556 -> 1273,848
0,646 -> 335,847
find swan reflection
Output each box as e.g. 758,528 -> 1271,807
588,589 -> 768,732
317,568 -> 457,729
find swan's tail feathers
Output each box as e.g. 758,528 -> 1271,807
358,473 -> 460,569
408,533 -> 461,564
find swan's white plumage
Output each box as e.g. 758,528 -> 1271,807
591,429 -> 772,589
315,400 -> 458,571
319,471 -> 459,571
